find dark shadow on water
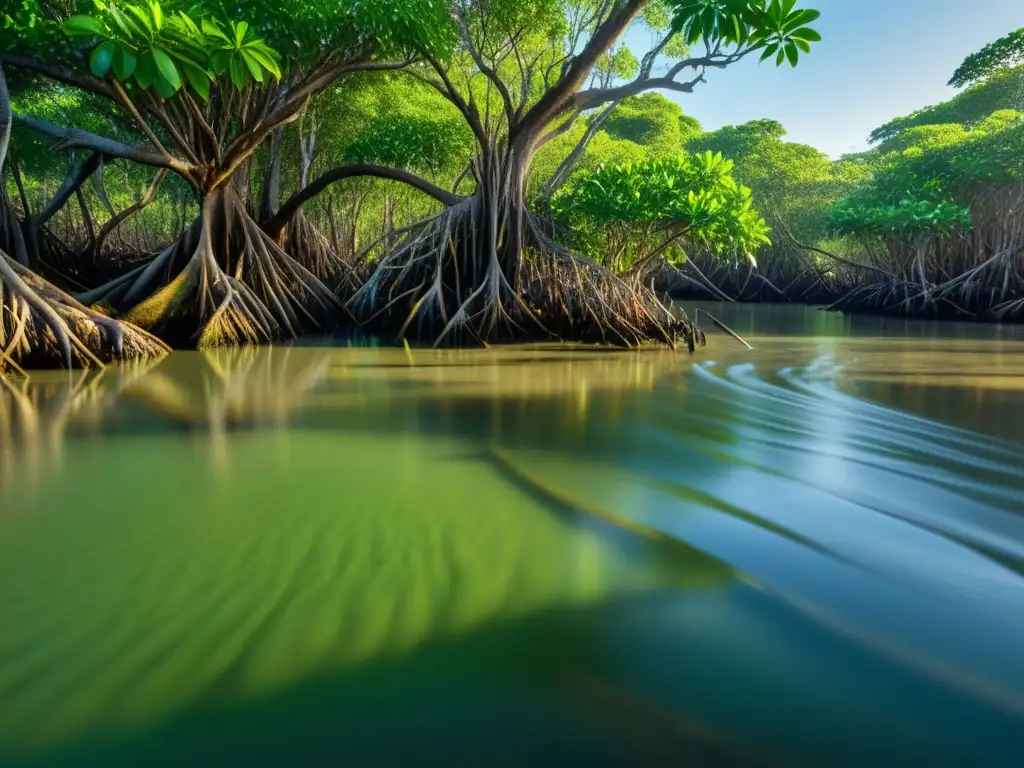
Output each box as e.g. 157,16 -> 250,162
10,584 -> 1024,768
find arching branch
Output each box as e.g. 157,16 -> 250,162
264,164 -> 465,239
573,47 -> 752,111
458,13 -> 516,126
0,62 -> 11,166
574,70 -> 706,110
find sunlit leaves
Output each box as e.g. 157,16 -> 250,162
668,0 -> 821,67
603,93 -> 700,154
828,199 -> 973,238
949,26 -> 1024,89
833,108 -> 1024,235
552,151 -> 771,263
61,2 -> 282,97
870,66 -> 1024,144
344,112 -> 473,174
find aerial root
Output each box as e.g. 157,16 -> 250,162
83,187 -> 344,348
350,199 -> 703,349
277,209 -> 363,300
1,250 -> 170,372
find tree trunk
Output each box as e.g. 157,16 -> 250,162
0,62 -> 168,371
80,172 -> 344,348
350,141 -> 697,348
257,127 -> 284,223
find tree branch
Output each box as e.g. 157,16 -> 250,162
512,0 -> 646,146
90,169 -> 167,257
540,99 -> 620,199
264,164 -> 465,238
31,152 -> 104,228
0,52 -> 119,102
458,12 -> 516,127
12,114 -> 196,176
574,70 -> 706,110
214,56 -> 413,190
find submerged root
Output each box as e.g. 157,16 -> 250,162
0,250 -> 170,372
351,199 -> 703,349
82,187 -> 344,348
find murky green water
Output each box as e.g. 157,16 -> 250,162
2,303 -> 1024,766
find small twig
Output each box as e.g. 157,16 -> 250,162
695,308 -> 752,350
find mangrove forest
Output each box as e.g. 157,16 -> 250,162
2,1 -> 1023,372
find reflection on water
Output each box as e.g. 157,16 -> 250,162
1,306 -> 1024,766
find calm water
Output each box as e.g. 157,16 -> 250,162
2,303 -> 1024,766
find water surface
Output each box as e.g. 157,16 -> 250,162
1,303 -> 1023,766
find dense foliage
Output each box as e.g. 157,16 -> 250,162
552,151 -> 770,271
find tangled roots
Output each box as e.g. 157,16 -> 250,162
828,242 -> 1024,322
350,198 -> 703,349
1,251 -> 170,373
82,187 -> 344,348
279,210 -> 363,301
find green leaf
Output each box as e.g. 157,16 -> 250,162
229,56 -> 246,90
210,51 -> 231,74
90,41 -> 116,77
759,42 -> 780,62
174,11 -> 200,37
201,19 -> 231,42
790,27 -> 822,42
783,9 -> 821,30
150,1 -> 163,30
243,46 -> 281,79
785,41 -> 799,67
151,47 -> 181,91
234,21 -> 249,46
63,15 -> 104,37
180,62 -> 210,100
109,6 -> 144,38
240,50 -> 264,82
112,46 -> 138,80
125,5 -> 154,36
135,49 -> 157,89
154,74 -> 177,98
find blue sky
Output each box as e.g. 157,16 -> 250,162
626,0 -> 1023,158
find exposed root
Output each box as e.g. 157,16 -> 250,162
350,196 -> 703,349
827,240 -> 1024,321
278,209 -> 363,301
82,187 -> 344,348
1,250 -> 170,372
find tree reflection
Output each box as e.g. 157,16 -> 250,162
0,364 -> 156,499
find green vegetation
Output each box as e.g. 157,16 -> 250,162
0,0 -> 825,370
8,3 -> 1022,371
551,152 -> 770,275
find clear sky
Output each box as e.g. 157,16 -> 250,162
626,0 -> 1023,158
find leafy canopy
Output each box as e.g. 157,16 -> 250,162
603,93 -> 702,154
828,199 -> 972,239
949,26 -> 1024,89
552,151 -> 771,262
870,66 -> 1024,144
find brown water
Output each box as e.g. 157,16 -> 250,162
1,302 -> 1023,766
